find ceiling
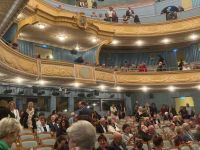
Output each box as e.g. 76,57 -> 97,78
18,23 -> 103,51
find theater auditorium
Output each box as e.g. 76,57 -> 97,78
0,0 -> 200,150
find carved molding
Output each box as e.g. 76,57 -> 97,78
23,0 -> 200,37
2,40 -> 200,85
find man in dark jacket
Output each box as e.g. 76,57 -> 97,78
126,7 -> 134,18
96,118 -> 108,133
108,132 -> 127,150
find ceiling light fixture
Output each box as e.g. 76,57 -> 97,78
99,84 -> 106,91
114,86 -> 123,91
38,23 -> 45,29
92,37 -> 98,43
196,85 -> 200,90
140,86 -> 150,92
49,54 -> 53,59
161,38 -> 171,44
111,40 -> 119,45
74,82 -> 80,88
57,35 -> 67,42
189,34 -> 199,41
15,77 -> 24,84
38,80 -> 47,86
75,45 -> 80,51
135,40 -> 144,46
167,86 -> 176,92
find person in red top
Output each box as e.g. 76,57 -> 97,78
138,63 -> 147,72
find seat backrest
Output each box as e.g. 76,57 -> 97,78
20,134 -> 35,140
37,133 -> 52,139
163,140 -> 172,149
191,143 -> 200,150
21,140 -> 38,148
104,133 -> 113,140
41,138 -> 56,146
20,129 -> 32,134
142,143 -> 149,150
180,145 -> 191,150
34,146 -> 53,150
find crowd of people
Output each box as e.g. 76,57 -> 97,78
0,98 -> 200,150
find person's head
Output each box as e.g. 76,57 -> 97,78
182,123 -> 190,132
27,101 -> 34,110
128,7 -> 131,10
40,117 -> 46,126
122,124 -> 131,134
176,126 -> 183,135
100,118 -> 106,126
78,101 -> 86,109
8,101 -> 15,110
0,117 -> 22,146
51,115 -> 56,122
52,110 -> 57,115
141,125 -> 148,133
113,132 -> 122,145
54,135 -> 67,150
67,120 -> 96,150
97,134 -> 108,149
60,120 -> 67,128
153,135 -> 163,148
109,7 -> 113,11
135,139 -> 143,150
148,125 -> 155,134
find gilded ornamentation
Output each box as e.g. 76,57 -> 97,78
41,64 -> 74,77
95,70 -> 115,82
75,64 -> 95,80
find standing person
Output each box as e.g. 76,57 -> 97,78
110,104 -> 117,117
8,101 -> 20,121
0,118 -> 22,150
126,7 -> 134,18
150,103 -> 157,117
186,103 -> 194,119
76,101 -> 92,122
0,100 -> 15,120
20,101 -> 37,131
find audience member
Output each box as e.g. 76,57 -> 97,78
134,15 -> 140,24
122,124 -> 133,145
37,116 -> 50,133
54,135 -> 68,150
126,7 -> 134,18
108,132 -> 127,150
76,101 -> 92,122
20,101 -> 37,131
107,119 -> 120,133
57,120 -> 68,137
97,134 -> 109,150
152,135 -> 163,150
96,117 -> 108,133
0,118 -> 22,149
67,120 -> 96,150
8,101 -> 20,122
48,114 -> 59,132
0,100 -> 15,120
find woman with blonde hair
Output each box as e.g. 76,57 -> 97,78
8,101 -> 20,121
0,117 -> 22,150
20,102 -> 37,131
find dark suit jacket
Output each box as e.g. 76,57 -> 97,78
20,110 -> 37,129
108,141 -> 127,150
96,124 -> 108,133
48,122 -> 59,132
126,9 -> 134,17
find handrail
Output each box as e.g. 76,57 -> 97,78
2,39 -> 200,85
42,0 -> 200,24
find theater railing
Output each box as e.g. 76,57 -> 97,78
2,40 -> 200,85
19,0 -> 200,37
42,0 -> 200,24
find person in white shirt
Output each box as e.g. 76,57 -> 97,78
107,119 -> 120,133
37,116 -> 50,133
110,104 -> 117,117
8,101 -> 20,121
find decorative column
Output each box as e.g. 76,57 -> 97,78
50,96 -> 56,113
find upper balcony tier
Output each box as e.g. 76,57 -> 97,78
43,0 -> 200,24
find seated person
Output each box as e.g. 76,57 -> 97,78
96,118 -> 108,133
134,15 -> 140,24
122,124 -> 133,145
132,138 -> 144,150
174,127 -> 186,146
108,132 -> 127,150
152,135 -> 163,150
54,135 -> 68,150
37,116 -> 50,133
97,134 -> 109,150
138,125 -> 152,142
107,119 -> 120,133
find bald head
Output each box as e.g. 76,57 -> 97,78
113,132 -> 122,145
